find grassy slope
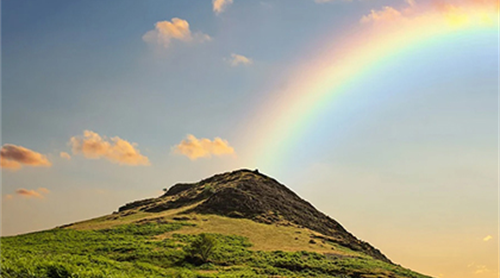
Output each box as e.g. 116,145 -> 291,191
1,208 -> 433,278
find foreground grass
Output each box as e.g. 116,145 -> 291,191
1,220 -> 432,278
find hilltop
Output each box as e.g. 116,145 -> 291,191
1,169 -> 433,278
118,169 -> 389,263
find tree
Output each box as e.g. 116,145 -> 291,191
187,233 -> 218,263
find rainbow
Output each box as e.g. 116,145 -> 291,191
243,2 -> 498,171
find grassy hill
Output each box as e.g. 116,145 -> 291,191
1,169 -> 433,278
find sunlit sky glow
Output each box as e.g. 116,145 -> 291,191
1,1 -> 498,277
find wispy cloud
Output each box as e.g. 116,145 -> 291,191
142,18 -> 211,48
60,152 -> 71,160
1,144 -> 52,171
467,262 -> 491,274
15,187 -> 50,199
226,53 -> 253,66
360,6 -> 402,23
483,235 -> 493,242
38,187 -> 50,194
213,0 -> 233,14
173,134 -> 235,160
69,130 -> 150,166
360,0 -> 497,26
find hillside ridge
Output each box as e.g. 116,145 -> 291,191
118,168 -> 391,263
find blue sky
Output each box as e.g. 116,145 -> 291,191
1,1 -> 498,277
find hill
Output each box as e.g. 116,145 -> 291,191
1,169 -> 433,278
119,169 -> 389,263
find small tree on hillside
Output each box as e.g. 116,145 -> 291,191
187,233 -> 218,263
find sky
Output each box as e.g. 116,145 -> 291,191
1,0 -> 498,277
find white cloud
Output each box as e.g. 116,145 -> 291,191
142,18 -> 211,48
173,134 -> 235,160
359,0 -> 497,26
226,53 -> 253,66
360,6 -> 402,23
69,130 -> 150,166
60,152 -> 71,160
213,0 -> 234,14
1,144 -> 52,171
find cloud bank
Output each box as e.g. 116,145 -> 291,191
143,18 -> 211,48
69,130 -> 150,166
0,144 -> 52,170
173,134 -> 235,160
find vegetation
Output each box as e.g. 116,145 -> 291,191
1,220 -> 432,278
186,234 -> 218,264
1,170 -> 434,277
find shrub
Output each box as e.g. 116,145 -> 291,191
187,233 -> 218,263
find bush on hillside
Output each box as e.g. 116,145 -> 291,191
186,233 -> 218,264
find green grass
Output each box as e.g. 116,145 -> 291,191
1,221 -> 432,278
